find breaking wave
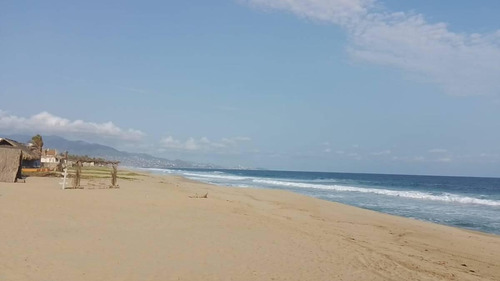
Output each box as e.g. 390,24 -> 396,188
252,179 -> 500,207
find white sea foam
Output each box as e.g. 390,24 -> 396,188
141,168 -> 180,174
252,179 -> 500,207
144,169 -> 500,207
182,172 -> 250,181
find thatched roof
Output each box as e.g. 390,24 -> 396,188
0,147 -> 22,182
0,138 -> 40,161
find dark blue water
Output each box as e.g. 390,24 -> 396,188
145,168 -> 500,235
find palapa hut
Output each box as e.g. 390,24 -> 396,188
0,137 -> 43,182
0,138 -> 41,168
0,146 -> 22,182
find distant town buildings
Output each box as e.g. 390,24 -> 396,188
41,148 -> 61,169
0,136 -> 119,183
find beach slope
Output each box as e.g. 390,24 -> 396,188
1,174 -> 499,281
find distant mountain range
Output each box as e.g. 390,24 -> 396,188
2,134 -> 221,169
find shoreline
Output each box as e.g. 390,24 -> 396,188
142,168 -> 500,236
1,171 -> 499,280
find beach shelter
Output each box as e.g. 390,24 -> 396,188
0,138 -> 41,168
0,147 -> 22,182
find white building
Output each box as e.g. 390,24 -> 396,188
41,149 -> 59,164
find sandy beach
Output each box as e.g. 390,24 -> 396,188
1,172 -> 499,281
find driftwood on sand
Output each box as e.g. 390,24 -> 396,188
189,193 -> 208,199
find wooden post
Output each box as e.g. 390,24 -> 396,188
73,160 -> 81,188
60,168 -> 68,190
110,163 -> 119,188
59,160 -> 68,190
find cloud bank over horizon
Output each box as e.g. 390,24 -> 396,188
0,110 -> 145,142
244,0 -> 500,96
160,136 -> 251,152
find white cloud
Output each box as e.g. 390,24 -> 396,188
392,155 -> 456,163
370,149 -> 391,156
436,157 -> 452,163
221,136 -> 252,145
160,136 -> 251,152
428,148 -> 448,153
0,110 -> 144,141
413,156 -> 425,162
244,0 -> 374,25
349,13 -> 500,96
244,0 -> 500,96
392,155 -> 425,162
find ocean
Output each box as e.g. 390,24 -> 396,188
145,168 -> 500,235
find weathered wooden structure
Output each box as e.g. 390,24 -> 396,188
0,147 -> 22,182
0,138 -> 41,168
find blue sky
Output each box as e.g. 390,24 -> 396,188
1,0 -> 500,177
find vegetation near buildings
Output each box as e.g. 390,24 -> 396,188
31,134 -> 44,154
1,134 -> 132,186
66,154 -> 118,166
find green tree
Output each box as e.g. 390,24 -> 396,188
31,134 -> 44,153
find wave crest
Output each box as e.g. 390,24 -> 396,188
252,179 -> 500,207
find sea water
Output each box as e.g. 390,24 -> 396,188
145,168 -> 500,235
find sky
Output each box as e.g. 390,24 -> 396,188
1,0 -> 500,177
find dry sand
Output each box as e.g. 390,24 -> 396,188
1,172 -> 499,281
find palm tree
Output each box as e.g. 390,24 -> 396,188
31,134 -> 44,154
